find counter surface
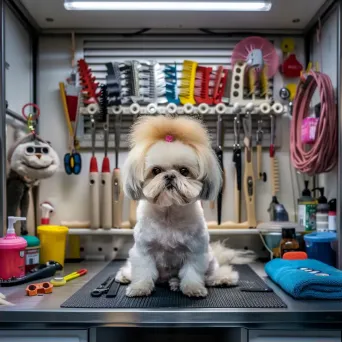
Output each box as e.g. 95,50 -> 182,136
0,261 -> 342,328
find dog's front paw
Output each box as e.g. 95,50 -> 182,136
126,281 -> 154,297
115,270 -> 130,284
169,277 -> 180,292
180,282 -> 208,298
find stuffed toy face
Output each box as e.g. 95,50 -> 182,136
10,138 -> 60,180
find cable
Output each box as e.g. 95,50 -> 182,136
290,71 -> 337,175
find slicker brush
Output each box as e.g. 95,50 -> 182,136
99,84 -> 108,123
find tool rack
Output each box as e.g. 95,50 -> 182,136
77,105 -> 284,150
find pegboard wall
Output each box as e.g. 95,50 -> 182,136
38,33 -> 304,245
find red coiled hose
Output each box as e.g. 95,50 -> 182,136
290,71 -> 337,175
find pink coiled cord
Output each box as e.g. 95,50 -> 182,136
290,71 -> 337,175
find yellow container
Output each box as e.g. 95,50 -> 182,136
37,225 -> 69,266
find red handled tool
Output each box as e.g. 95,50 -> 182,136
89,117 -> 100,229
99,85 -> 112,229
112,113 -> 123,228
213,66 -> 228,105
78,58 -> 100,105
195,66 -> 213,104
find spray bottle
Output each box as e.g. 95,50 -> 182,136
297,181 -> 316,232
0,217 -> 27,280
40,202 -> 55,225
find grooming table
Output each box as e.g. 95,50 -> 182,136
61,261 -> 286,309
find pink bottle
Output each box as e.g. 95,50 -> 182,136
0,217 -> 27,280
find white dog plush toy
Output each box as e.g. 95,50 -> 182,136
116,115 -> 255,298
7,132 -> 59,235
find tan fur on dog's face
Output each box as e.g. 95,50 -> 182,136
123,115 -> 222,204
142,141 -> 203,206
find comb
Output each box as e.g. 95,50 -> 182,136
212,67 -> 228,104
194,66 -> 212,104
130,60 -> 141,103
77,59 -> 100,105
120,61 -> 134,104
179,60 -> 197,105
165,63 -> 180,104
139,61 -> 167,104
106,62 -> 122,106
99,84 -> 108,123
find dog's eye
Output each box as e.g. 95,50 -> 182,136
180,167 -> 189,176
152,167 -> 162,176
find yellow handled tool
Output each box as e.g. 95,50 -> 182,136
51,269 -> 88,287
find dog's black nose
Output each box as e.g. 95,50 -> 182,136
164,174 -> 176,181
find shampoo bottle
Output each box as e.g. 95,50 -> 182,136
328,199 -> 337,232
298,181 -> 316,232
0,217 -> 27,280
313,187 -> 329,232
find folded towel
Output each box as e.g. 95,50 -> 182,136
265,258 -> 342,299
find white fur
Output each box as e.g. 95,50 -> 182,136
117,132 -> 255,298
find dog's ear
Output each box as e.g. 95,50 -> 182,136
197,146 -> 222,201
123,146 -> 145,200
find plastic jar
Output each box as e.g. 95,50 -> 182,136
22,235 -> 41,272
0,233 -> 27,280
304,232 -> 337,266
37,225 -> 68,266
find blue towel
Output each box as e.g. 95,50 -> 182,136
265,258 -> 342,299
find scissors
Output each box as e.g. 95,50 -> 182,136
59,83 -> 82,175
91,275 -> 116,297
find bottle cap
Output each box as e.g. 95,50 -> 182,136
312,187 -> 327,204
7,216 -> 26,235
282,227 -> 296,239
0,217 -> 28,249
329,198 -> 336,212
302,180 -> 311,196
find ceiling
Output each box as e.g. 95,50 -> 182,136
20,0 -> 327,30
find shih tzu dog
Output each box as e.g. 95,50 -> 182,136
115,115 -> 255,298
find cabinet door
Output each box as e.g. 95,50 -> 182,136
0,330 -> 87,342
249,330 -> 341,342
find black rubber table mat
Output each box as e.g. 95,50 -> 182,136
61,261 -> 286,308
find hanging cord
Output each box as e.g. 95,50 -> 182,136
290,70 -> 337,175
